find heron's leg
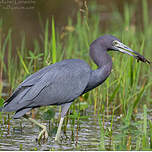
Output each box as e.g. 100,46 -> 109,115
55,102 -> 72,141
23,115 -> 48,143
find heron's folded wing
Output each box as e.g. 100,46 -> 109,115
4,65 -> 51,105
3,59 -> 91,112
3,66 -> 57,111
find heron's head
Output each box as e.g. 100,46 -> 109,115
98,35 -> 150,64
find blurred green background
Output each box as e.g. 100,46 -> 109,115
0,0 -> 152,54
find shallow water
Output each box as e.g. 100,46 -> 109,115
0,108 -> 101,151
0,105 -> 151,151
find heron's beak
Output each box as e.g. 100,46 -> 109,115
113,40 -> 151,64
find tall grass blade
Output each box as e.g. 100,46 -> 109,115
17,50 -> 30,74
149,120 -> 152,149
142,104 -> 148,149
44,19 -> 49,65
142,0 -> 148,31
52,17 -> 56,64
98,114 -> 105,150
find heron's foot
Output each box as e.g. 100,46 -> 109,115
37,126 -> 48,144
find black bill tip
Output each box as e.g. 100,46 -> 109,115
134,52 -> 151,64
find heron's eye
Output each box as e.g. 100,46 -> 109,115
112,40 -> 118,46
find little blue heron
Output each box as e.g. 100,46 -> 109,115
1,35 -> 150,142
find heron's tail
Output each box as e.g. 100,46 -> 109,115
0,107 -> 2,112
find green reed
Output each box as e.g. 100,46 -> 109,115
51,17 -> 56,64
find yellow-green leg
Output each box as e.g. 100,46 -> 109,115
55,117 -> 64,141
24,115 -> 48,143
55,102 -> 72,141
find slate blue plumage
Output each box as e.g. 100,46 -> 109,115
1,35 -> 150,141
3,59 -> 90,118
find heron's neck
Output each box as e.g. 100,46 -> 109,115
84,44 -> 112,93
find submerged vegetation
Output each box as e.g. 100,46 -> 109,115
0,0 -> 152,150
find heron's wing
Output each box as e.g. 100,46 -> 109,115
3,59 -> 90,112
5,65 -> 51,104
